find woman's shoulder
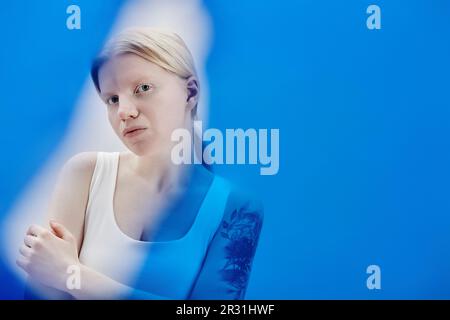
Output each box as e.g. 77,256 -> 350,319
57,152 -> 98,184
218,178 -> 264,227
56,151 -> 99,202
64,151 -> 98,169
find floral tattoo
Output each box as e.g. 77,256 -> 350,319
219,204 -> 263,299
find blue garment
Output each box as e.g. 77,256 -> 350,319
122,167 -> 234,299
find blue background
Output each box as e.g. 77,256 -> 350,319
1,0 -> 449,299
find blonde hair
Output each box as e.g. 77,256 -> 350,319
91,27 -> 199,117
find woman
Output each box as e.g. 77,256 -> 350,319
16,28 -> 264,300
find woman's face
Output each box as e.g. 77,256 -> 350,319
97,53 -> 194,157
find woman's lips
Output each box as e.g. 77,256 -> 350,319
124,128 -> 146,138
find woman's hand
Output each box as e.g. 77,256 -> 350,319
17,220 -> 80,293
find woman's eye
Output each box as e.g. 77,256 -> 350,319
107,95 -> 119,105
135,84 -> 152,94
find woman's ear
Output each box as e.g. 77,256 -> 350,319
186,76 -> 199,112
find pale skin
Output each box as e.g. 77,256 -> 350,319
17,53 -> 201,299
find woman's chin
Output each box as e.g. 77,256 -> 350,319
127,144 -> 153,157
126,140 -> 168,158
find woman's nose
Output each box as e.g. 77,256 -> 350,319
117,98 -> 139,120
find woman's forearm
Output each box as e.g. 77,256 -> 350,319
66,264 -> 169,300
25,277 -> 73,300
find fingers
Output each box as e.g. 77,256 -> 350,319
16,256 -> 29,272
24,235 -> 38,248
19,244 -> 32,258
26,224 -> 47,237
18,224 -> 54,275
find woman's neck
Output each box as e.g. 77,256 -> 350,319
126,150 -> 193,196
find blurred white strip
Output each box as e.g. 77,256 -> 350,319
1,0 -> 212,283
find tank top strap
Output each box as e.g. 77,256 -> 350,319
85,151 -> 120,224
187,174 -> 231,246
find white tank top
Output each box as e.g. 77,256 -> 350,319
78,152 -> 230,298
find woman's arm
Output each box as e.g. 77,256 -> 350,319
45,152 -> 98,252
187,195 -> 264,300
21,152 -> 97,299
19,217 -> 171,300
68,264 -> 170,300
